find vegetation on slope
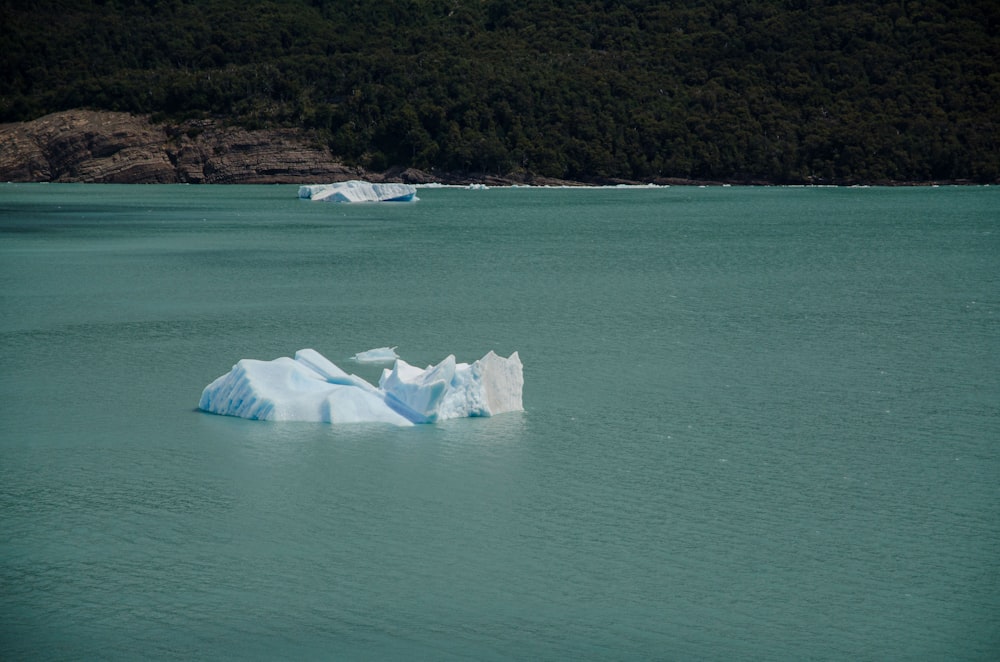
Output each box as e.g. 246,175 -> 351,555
2,0 -> 998,183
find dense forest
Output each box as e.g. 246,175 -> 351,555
1,0 -> 998,183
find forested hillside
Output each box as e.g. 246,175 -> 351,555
2,0 -> 998,183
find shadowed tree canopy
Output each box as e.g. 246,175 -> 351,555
1,0 -> 997,183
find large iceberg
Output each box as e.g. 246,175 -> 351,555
198,348 -> 523,426
298,181 -> 418,203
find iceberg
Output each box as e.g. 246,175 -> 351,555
352,346 -> 399,363
199,349 -> 523,426
379,351 -> 524,423
298,181 -> 418,203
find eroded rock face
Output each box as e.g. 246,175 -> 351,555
0,110 -> 176,182
0,110 -> 362,184
164,119 -> 363,184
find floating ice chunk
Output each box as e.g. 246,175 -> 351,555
199,349 -> 523,426
380,351 -> 523,422
298,181 -> 418,203
198,351 -> 411,425
352,346 -> 399,363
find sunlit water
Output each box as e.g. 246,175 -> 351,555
1,183 -> 998,660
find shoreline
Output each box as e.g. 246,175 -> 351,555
4,177 -> 990,189
1,110 -> 994,188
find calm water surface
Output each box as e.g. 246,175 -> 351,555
1,183 -> 998,660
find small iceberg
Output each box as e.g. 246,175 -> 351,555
352,346 -> 399,363
298,181 -> 418,203
199,348 -> 523,426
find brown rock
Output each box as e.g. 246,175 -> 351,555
163,119 -> 364,184
0,110 -> 177,183
0,110 -> 362,184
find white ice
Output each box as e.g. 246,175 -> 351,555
199,348 -> 523,426
378,351 -> 524,423
298,181 -> 418,203
352,346 -> 399,363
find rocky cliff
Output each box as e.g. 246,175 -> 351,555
0,110 -> 376,184
0,109 -> 634,187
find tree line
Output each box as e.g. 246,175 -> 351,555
1,0 -> 998,183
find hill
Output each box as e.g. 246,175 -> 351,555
2,0 -> 998,184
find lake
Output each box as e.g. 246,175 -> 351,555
1,183 -> 998,660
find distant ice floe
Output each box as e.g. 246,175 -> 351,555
199,348 -> 523,427
352,346 -> 399,363
298,181 -> 418,203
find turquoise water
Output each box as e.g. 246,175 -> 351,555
1,183 -> 998,660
